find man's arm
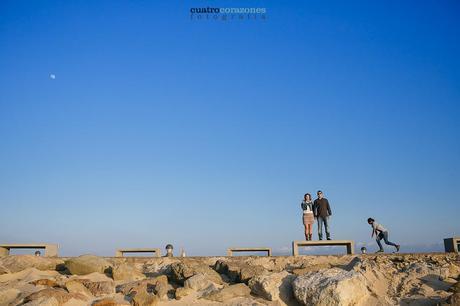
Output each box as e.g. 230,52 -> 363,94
327,199 -> 332,216
313,200 -> 318,217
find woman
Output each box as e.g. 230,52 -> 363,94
367,218 -> 400,253
301,193 -> 315,240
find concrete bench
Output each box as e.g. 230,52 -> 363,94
115,248 -> 161,257
292,240 -> 354,255
227,247 -> 271,257
0,244 -> 59,257
444,237 -> 460,253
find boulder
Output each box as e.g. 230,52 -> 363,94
71,272 -> 113,282
0,264 -> 8,275
23,288 -> 89,305
130,283 -> 160,306
292,268 -> 369,306
62,298 -> 88,306
0,288 -> 21,305
30,279 -> 60,287
91,296 -> 131,306
214,259 -> 265,283
76,279 -> 115,297
170,261 -> 222,285
112,263 -> 145,282
204,283 -> 251,302
184,273 -> 218,291
175,287 -> 194,300
0,268 -> 60,284
292,263 -> 333,275
0,255 -> 65,273
446,281 -> 460,305
65,280 -> 93,298
116,275 -> 169,297
65,255 -> 112,275
23,296 -> 60,306
249,271 -> 296,304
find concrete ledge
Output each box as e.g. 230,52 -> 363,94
0,244 -> 59,257
227,247 -> 271,256
444,237 -> 460,253
292,240 -> 354,255
115,248 -> 161,257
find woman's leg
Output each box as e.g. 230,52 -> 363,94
376,233 -> 384,251
383,232 -> 398,247
304,224 -> 308,240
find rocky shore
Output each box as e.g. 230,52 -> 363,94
0,253 -> 459,305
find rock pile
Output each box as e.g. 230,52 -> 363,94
0,253 -> 458,305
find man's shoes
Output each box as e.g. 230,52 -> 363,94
375,249 -> 384,253
395,245 -> 400,252
327,238 -> 331,240
319,238 -> 323,241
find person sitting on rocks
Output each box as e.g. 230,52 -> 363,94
368,218 -> 400,253
34,251 -> 41,256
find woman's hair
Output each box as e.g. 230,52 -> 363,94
304,193 -> 312,201
367,218 -> 375,223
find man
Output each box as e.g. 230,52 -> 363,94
313,190 -> 332,240
367,218 -> 400,253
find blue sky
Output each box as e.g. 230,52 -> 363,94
0,0 -> 459,256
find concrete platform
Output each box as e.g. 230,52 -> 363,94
0,244 -> 59,257
292,240 -> 354,255
227,247 -> 271,256
115,248 -> 161,257
444,237 -> 460,253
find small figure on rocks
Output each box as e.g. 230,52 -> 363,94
313,190 -> 332,240
301,193 -> 315,240
368,218 -> 400,253
361,247 -> 367,254
34,251 -> 41,257
165,244 -> 174,257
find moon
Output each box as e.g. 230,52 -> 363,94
49,74 -> 56,79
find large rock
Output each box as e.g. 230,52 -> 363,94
65,255 -> 112,275
175,287 -> 194,300
30,279 -> 60,287
204,283 -> 251,302
0,264 -> 8,275
292,268 -> 369,306
116,275 -> 169,296
112,263 -> 145,282
249,271 -> 296,304
0,288 -> 21,305
446,281 -> 460,305
76,279 -> 115,297
214,259 -> 266,283
65,280 -> 93,298
62,298 -> 87,306
0,268 -> 60,284
184,273 -> 219,291
23,288 -> 89,305
23,297 -> 60,306
91,296 -> 131,306
170,261 -> 222,285
0,255 -> 65,273
130,283 -> 160,306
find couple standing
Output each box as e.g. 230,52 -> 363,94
301,190 -> 332,241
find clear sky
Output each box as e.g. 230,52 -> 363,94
1,0 -> 459,256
